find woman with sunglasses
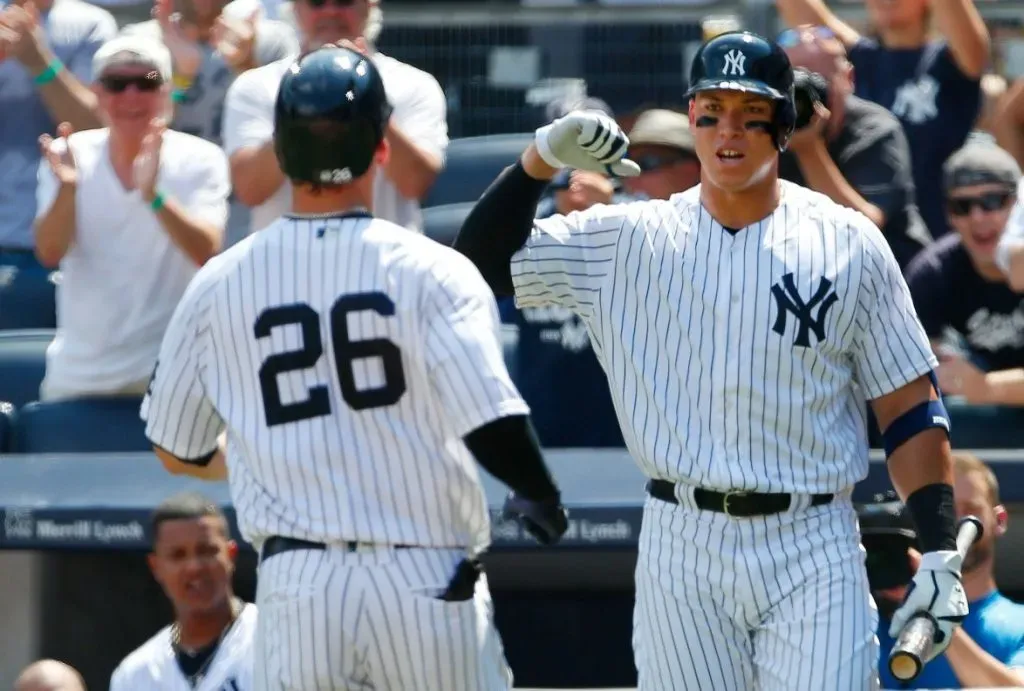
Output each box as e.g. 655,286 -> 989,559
775,0 -> 990,243
904,140 -> 1024,407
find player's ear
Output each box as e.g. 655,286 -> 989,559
994,504 -> 1008,537
226,540 -> 239,562
688,99 -> 696,126
374,136 -> 390,168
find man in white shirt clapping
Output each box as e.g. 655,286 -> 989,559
34,36 -> 229,402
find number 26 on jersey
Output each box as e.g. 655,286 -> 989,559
254,291 -> 407,427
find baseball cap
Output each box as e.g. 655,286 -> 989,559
92,35 -> 173,83
943,138 -> 1022,193
627,109 -> 695,155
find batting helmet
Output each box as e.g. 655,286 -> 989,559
685,31 -> 796,151
274,45 -> 393,186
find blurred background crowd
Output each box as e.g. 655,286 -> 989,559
4,0 -> 1024,450
4,0 -> 1024,687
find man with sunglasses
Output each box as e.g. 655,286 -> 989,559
775,0 -> 989,242
33,36 -> 228,402
223,0 -> 447,236
621,108 -> 701,201
905,140 -> 1024,407
777,25 -> 931,271
118,0 -> 298,247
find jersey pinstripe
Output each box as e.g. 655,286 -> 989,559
254,546 -> 512,690
633,496 -> 878,691
109,604 -> 257,691
511,180 -> 937,494
141,214 -> 528,553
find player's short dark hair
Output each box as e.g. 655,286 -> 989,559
150,492 -> 228,548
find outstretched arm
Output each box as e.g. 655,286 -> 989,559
452,147 -> 554,295
454,110 -> 639,305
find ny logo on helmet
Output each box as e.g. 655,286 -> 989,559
722,49 -> 746,77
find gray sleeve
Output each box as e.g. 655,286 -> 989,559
254,20 -> 299,66
838,124 -> 914,230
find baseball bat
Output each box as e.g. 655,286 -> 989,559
887,515 -> 983,682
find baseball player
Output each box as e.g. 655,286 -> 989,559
110,492 -> 256,691
454,31 -> 968,690
141,45 -> 568,691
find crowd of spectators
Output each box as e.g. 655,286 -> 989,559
0,0 -> 1022,442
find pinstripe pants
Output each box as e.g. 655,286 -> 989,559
633,493 -> 880,691
253,545 -> 514,691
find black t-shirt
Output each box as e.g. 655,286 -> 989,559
905,234 -> 1024,371
780,94 -> 931,270
848,39 -> 981,240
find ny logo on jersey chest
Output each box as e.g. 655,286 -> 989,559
771,272 -> 838,347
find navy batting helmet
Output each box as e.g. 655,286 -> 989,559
274,45 -> 393,186
685,31 -> 796,151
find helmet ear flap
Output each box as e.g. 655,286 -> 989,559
773,89 -> 797,152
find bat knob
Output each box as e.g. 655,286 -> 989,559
958,515 -> 984,542
889,650 -> 923,682
889,614 -> 935,682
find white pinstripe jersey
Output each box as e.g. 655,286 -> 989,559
511,180 -> 937,494
141,213 -> 528,551
109,604 -> 257,691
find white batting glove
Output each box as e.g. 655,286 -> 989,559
535,110 -> 641,178
888,550 -> 969,661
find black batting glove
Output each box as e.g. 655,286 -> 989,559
501,491 -> 569,545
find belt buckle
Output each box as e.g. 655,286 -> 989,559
722,490 -> 749,517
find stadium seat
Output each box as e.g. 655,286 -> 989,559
424,133 -> 533,208
0,401 -> 13,453
11,396 -> 150,453
0,262 -> 58,331
501,324 -> 519,384
947,403 -> 1024,449
423,202 -> 475,247
0,329 -> 53,408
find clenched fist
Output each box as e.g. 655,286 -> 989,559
535,110 -> 641,178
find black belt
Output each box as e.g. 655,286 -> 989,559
646,479 -> 833,517
260,535 -> 413,562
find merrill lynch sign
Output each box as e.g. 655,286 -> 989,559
491,512 -> 634,545
2,508 -> 145,546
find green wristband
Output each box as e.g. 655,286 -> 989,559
150,192 -> 166,212
33,59 -> 64,86
171,89 -> 187,103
